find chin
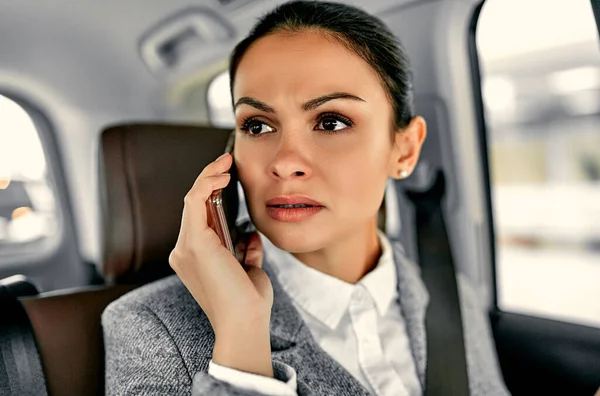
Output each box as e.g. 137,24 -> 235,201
257,221 -> 329,253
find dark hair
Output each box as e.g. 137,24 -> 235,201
229,0 -> 414,129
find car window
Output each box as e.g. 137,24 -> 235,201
208,70 -> 236,128
0,94 -> 59,255
477,0 -> 600,327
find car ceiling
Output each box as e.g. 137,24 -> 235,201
0,0 -> 419,264
0,0 -> 412,114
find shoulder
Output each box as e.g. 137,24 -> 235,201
387,240 -> 508,395
387,237 -> 491,312
102,275 -> 215,368
456,272 -> 492,314
456,276 -> 511,395
103,275 -> 194,324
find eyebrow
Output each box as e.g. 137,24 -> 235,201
233,92 -> 366,113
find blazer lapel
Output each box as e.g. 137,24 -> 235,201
264,261 -> 371,396
262,241 -> 429,395
390,241 -> 429,387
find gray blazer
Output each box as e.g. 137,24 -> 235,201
102,241 -> 510,395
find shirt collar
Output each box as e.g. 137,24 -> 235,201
261,230 -> 398,330
360,230 -> 397,316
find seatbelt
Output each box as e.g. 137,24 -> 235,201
0,285 -> 49,396
405,171 -> 470,396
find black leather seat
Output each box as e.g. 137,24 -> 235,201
0,123 -> 233,396
0,275 -> 47,396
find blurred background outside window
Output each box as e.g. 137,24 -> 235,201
478,0 -> 600,327
0,95 -> 58,253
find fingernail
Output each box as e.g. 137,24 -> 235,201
216,152 -> 229,161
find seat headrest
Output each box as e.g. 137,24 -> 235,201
99,123 -> 233,284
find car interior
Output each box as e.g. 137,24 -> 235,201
1,0 -> 599,395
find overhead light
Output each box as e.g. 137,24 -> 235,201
0,178 -> 10,189
549,66 -> 600,94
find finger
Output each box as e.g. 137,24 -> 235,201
180,173 -> 231,234
185,173 -> 231,210
184,153 -> 232,199
242,232 -> 263,269
235,233 -> 249,263
198,153 -> 233,180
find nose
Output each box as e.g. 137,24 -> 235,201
268,135 -> 312,180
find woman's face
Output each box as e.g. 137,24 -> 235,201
233,30 -> 424,253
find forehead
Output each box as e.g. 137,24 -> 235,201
233,30 -> 387,103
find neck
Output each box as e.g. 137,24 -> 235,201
292,220 -> 382,284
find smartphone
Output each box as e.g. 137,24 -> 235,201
207,189 -> 236,256
206,131 -> 241,261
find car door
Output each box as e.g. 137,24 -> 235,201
374,0 -> 599,394
473,0 -> 600,394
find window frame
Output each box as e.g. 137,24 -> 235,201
0,91 -> 68,268
468,1 -> 499,312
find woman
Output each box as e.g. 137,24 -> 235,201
103,1 -> 509,395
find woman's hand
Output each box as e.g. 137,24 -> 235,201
169,152 -> 274,377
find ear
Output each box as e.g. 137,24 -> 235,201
388,116 -> 427,179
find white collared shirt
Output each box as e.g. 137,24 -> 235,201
209,231 -> 422,396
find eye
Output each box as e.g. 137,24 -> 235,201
239,118 -> 275,136
315,113 -> 353,133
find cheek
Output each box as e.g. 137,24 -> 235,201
235,144 -> 267,207
339,161 -> 386,202
326,139 -> 390,211
318,145 -> 388,223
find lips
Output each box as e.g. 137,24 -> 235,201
266,195 -> 325,222
266,196 -> 324,208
